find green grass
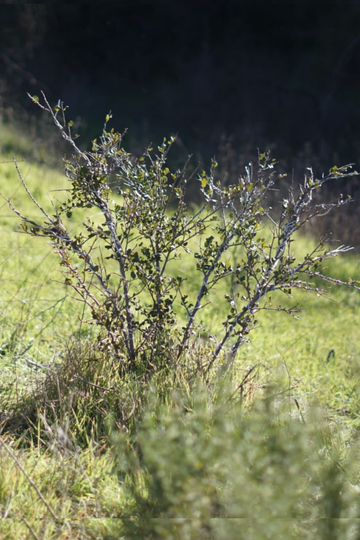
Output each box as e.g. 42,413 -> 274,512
1,124 -> 360,538
0,159 -> 91,407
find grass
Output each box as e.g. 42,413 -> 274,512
1,123 -> 360,538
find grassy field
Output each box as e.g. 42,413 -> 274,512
1,125 -> 360,539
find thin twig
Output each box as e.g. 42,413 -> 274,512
0,436 -> 59,521
13,156 -> 53,223
21,517 -> 42,540
72,375 -> 113,392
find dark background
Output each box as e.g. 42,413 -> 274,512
1,1 -> 360,244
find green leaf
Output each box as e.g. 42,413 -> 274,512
205,235 -> 214,248
68,120 -> 74,127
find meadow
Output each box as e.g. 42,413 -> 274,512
1,119 -> 360,539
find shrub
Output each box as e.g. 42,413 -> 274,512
111,384 -> 360,540
5,92 -> 360,378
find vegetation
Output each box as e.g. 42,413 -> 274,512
1,98 -> 360,538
